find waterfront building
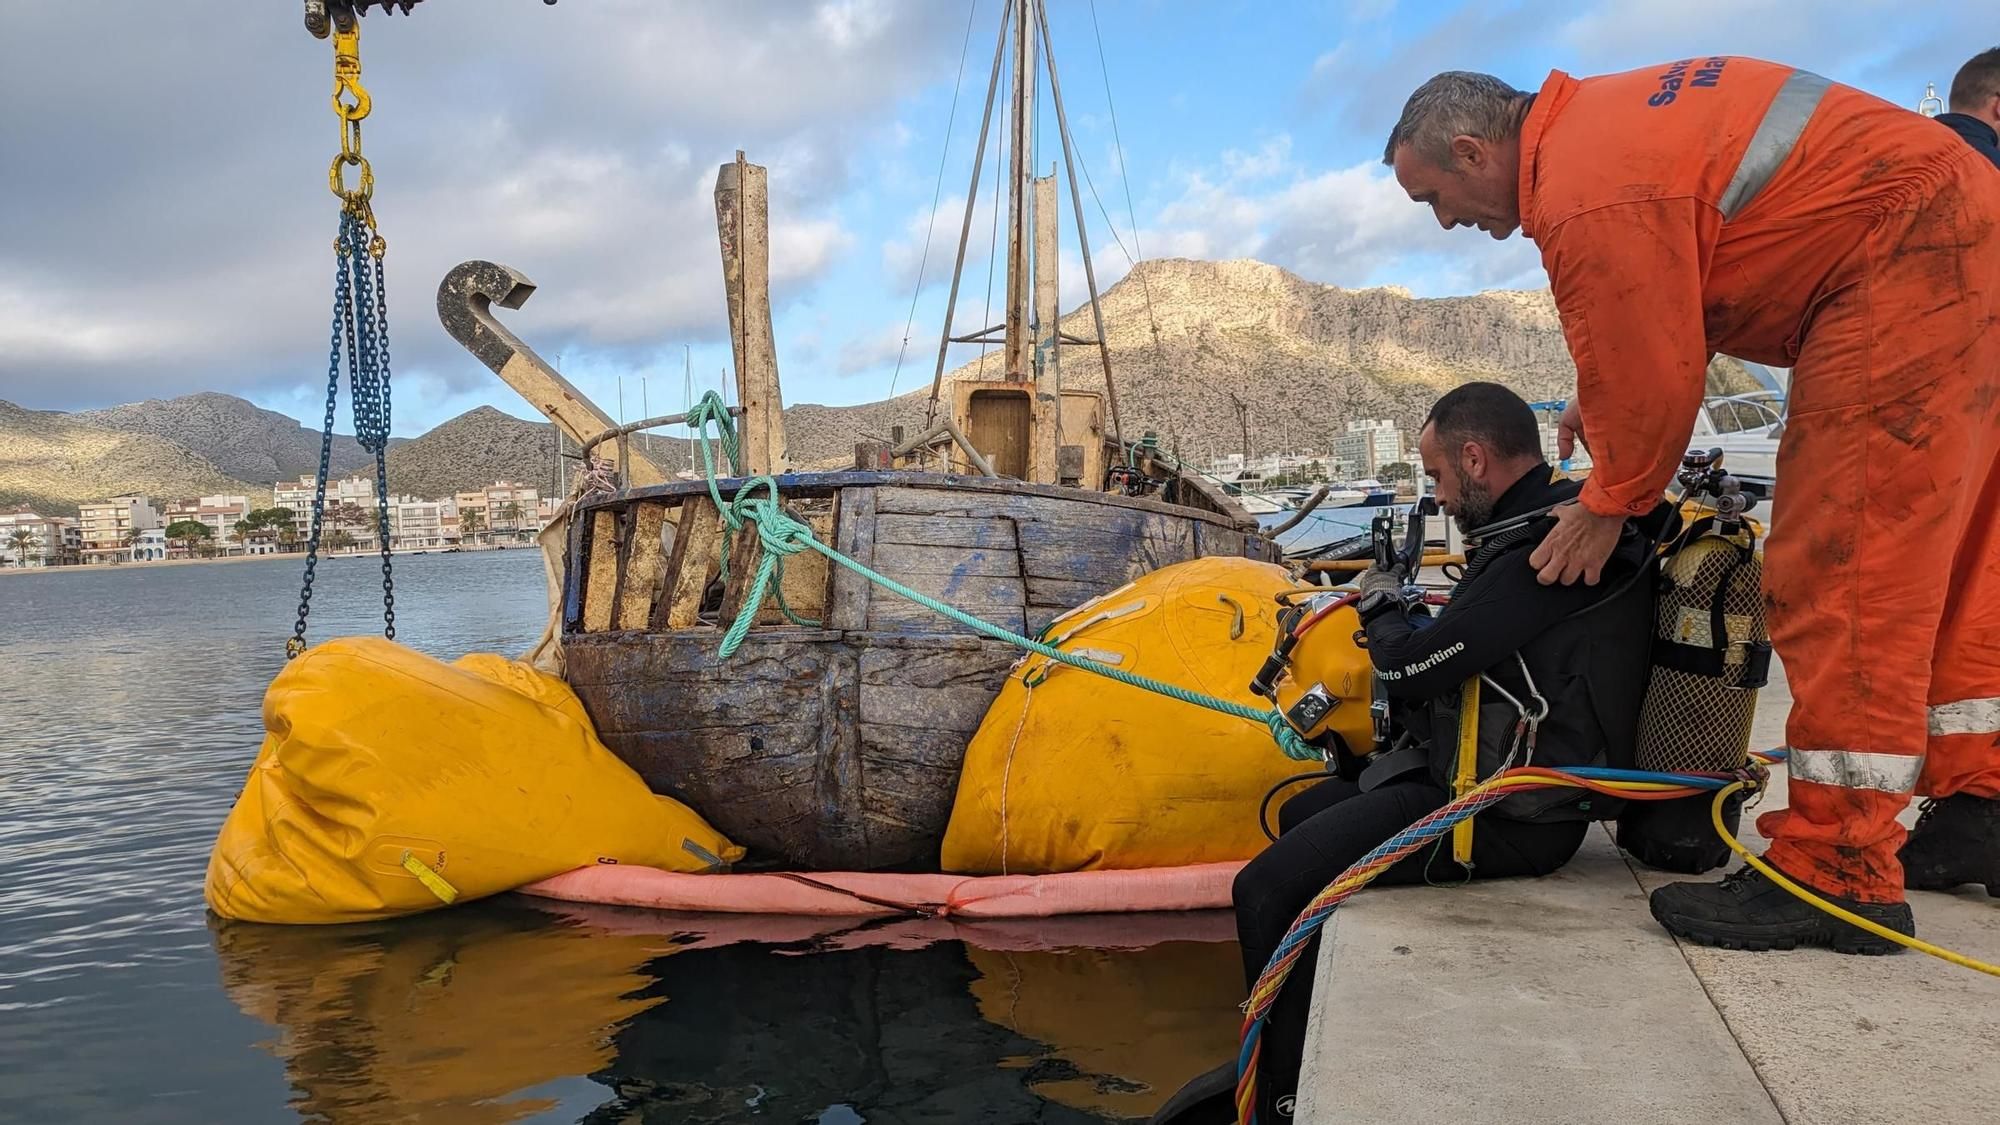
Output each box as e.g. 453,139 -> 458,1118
162,495 -> 255,554
0,508 -> 81,567
1332,420 -> 1405,479
78,495 -> 162,564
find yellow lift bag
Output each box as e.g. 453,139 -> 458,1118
941,557 -> 1371,875
206,637 -> 742,924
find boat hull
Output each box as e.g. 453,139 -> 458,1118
560,471 -> 1273,870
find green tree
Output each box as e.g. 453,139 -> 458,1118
460,509 -> 486,544
5,527 -> 42,566
164,519 -> 213,554
1378,461 -> 1415,482
325,529 -> 357,551
494,500 -> 522,530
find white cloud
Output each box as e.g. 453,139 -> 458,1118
1142,135 -> 1542,295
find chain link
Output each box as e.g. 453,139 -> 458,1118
289,19 -> 396,657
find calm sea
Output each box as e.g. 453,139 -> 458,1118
0,551 -> 1240,1124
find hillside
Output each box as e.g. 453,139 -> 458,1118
382,406 -> 700,501
0,400 -> 262,516
5,258 -> 1769,513
783,258 -> 1763,465
75,392 -> 397,485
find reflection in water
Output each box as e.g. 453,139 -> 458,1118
211,900 -> 1243,1124
211,902 -> 666,1124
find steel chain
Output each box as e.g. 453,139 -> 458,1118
289,18 -> 396,657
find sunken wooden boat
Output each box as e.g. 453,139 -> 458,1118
438,2 -> 1279,869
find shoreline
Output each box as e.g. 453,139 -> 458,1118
0,544 -> 537,578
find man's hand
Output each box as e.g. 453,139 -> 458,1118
1357,566 -> 1404,599
1528,502 -> 1625,586
1556,400 -> 1587,460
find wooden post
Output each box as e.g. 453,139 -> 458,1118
1002,0 -> 1033,382
715,152 -> 790,475
1030,172 -> 1062,484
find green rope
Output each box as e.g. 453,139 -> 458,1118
681,392 -> 1318,762
684,392 -> 821,631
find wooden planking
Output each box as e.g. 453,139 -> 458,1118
581,509 -> 622,633
566,630 -> 1011,870
759,502 -> 836,625
872,541 -> 1021,578
615,503 -> 670,631
658,499 -> 725,629
870,598 -> 1026,636
1025,574 -> 1107,609
824,487 -> 878,631
874,513 -> 1019,550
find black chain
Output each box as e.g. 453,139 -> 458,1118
288,209 -> 395,657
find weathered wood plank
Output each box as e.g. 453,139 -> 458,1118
1025,574 -> 1108,608
615,503 -> 669,631
659,499 -> 724,629
581,509 -> 622,633
759,501 -> 835,625
824,487 -> 877,631
605,470 -> 1259,532
811,647 -> 864,863
873,513 -> 1019,549
872,541 -> 1022,578
869,598 -> 1026,635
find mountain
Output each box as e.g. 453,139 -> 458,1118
4,258 -> 1769,515
74,391 -> 400,486
782,258 -> 1764,466
382,406 -> 700,501
0,400 -> 262,516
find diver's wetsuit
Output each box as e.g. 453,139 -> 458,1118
1229,465 -> 1658,1120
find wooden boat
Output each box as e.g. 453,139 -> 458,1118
439,0 -> 1278,870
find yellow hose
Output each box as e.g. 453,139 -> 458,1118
1707,782 -> 2000,977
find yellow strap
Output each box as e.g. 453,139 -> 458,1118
1453,677 -> 1480,865
400,850 -> 460,905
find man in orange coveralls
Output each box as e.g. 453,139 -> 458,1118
1383,60 -> 2000,953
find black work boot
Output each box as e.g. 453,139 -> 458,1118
1649,862 -> 1915,955
1900,794 -> 2000,894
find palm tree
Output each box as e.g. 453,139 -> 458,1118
495,499 -> 522,531
5,527 -> 42,567
460,509 -> 486,545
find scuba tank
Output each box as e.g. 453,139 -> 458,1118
1616,448 -> 1773,873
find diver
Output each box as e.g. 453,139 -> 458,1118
1155,382 -> 1660,1124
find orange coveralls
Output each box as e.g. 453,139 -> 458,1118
1522,57 -> 2000,902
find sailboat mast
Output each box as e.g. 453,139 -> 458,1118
1002,0 -> 1034,381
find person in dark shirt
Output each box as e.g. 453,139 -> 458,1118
1937,47 -> 2000,169
1210,382 -> 1659,1123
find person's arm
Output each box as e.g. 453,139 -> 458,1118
1538,198 -> 1721,518
1362,547 -> 1607,699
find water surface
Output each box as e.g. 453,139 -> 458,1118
0,552 -> 1240,1123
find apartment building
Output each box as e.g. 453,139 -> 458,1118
0,509 -> 81,567
272,474 -> 377,528
77,495 -> 162,564
162,495 -> 254,553
454,481 -> 543,543
1332,420 -> 1406,479
388,496 -> 453,549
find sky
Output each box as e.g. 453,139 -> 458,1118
0,1 -> 1988,437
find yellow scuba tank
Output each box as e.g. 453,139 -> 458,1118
1618,449 -> 1773,873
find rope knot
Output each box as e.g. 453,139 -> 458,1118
1268,712 -> 1319,763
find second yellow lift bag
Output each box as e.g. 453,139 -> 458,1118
940,557 -> 1372,875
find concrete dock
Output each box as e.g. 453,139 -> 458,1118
1297,663 -> 2000,1124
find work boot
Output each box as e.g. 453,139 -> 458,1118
1900,794 -> 2000,894
1649,862 -> 1914,955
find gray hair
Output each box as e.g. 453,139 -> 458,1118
1382,71 -> 1531,166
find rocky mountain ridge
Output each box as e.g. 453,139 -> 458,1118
3,258 -> 1760,516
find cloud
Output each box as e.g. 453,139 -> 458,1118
1144,136 -> 1542,294
836,323 -> 916,377
0,0 -> 966,418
